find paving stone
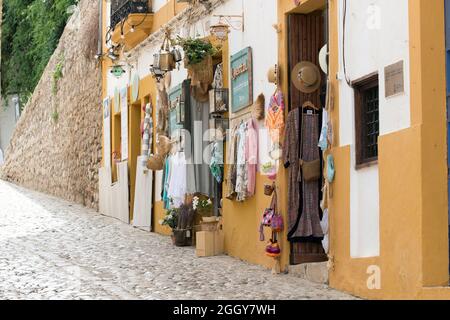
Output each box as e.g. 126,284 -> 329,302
0,180 -> 356,300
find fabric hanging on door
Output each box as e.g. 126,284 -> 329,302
245,118 -> 258,197
283,108 -> 323,241
186,93 -> 215,197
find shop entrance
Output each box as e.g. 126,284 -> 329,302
287,10 -> 328,265
445,0 -> 450,274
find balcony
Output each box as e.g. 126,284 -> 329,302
110,0 -> 154,50
110,0 -> 152,30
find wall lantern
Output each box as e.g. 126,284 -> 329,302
209,88 -> 229,114
210,19 -> 230,41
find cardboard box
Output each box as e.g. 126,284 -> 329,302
196,229 -> 224,257
196,231 -> 215,257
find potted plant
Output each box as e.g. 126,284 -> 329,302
159,206 -> 179,244
192,195 -> 215,222
177,36 -> 216,84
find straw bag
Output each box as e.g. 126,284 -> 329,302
252,93 -> 265,121
297,112 -> 321,182
147,154 -> 165,171
186,55 -> 213,86
157,135 -> 172,156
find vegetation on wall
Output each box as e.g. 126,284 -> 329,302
1,0 -> 78,107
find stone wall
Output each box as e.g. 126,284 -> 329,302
0,0 -> 102,209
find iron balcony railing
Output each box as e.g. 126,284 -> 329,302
110,0 -> 152,30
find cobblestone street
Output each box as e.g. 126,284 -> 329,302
0,180 -> 355,300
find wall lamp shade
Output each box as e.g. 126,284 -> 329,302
210,21 -> 230,41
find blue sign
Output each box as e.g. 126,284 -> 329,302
230,47 -> 253,113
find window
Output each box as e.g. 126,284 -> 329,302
353,73 -> 379,167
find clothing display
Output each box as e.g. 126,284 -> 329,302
141,103 -> 153,166
245,118 -> 258,197
163,152 -> 196,208
235,121 -> 248,202
210,140 -> 224,183
225,126 -> 238,200
283,108 -> 323,241
265,90 -> 285,144
226,118 -> 259,202
188,94 -> 215,197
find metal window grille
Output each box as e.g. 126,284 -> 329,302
110,0 -> 151,30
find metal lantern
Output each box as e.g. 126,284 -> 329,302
210,20 -> 230,41
209,88 -> 229,114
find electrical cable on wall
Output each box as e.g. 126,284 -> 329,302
342,0 -> 352,87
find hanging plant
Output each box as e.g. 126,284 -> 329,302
176,36 -> 216,66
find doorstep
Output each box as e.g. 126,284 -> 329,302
288,262 -> 329,285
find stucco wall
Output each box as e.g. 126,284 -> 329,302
0,0 -> 102,209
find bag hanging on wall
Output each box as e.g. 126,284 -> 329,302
259,190 -> 280,241
297,110 -> 321,182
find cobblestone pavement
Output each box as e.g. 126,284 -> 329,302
0,180 -> 356,300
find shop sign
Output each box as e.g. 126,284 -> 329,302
230,47 -> 253,113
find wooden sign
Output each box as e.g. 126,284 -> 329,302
384,61 -> 404,98
230,47 -> 253,113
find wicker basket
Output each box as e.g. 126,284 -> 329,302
147,154 -> 165,171
186,55 -> 213,85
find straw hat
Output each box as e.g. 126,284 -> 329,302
292,61 -> 321,93
267,64 -> 279,85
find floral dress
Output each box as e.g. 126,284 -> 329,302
235,122 -> 248,202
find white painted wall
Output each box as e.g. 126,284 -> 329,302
337,0 -> 410,258
152,0 -> 168,13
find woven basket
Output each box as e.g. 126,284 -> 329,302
186,55 -> 213,85
147,154 -> 165,171
157,135 -> 172,156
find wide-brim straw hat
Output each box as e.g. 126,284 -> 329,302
292,61 -> 321,93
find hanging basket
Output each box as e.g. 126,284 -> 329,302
147,154 -> 165,171
186,55 -> 213,85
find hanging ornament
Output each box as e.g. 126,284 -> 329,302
110,64 -> 126,78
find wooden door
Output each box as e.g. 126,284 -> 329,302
287,11 -> 328,265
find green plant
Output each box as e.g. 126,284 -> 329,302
51,109 -> 59,122
52,55 -> 65,96
176,36 -> 216,65
1,0 -> 78,107
192,195 -> 213,216
159,207 -> 179,230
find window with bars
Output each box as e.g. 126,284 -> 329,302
353,73 -> 379,167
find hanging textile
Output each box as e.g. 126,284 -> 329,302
141,103 -> 153,166
225,125 -> 239,200
210,140 -> 224,183
245,118 -> 258,197
187,94 -> 215,197
265,90 -> 285,144
235,121 -> 248,202
283,108 -> 323,240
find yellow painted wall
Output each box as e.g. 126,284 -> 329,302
327,0 -> 450,299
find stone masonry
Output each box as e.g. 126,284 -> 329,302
0,0 -> 102,209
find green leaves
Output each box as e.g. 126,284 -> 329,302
176,36 -> 216,65
1,0 -> 77,107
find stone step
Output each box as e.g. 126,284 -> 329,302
288,262 -> 329,285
